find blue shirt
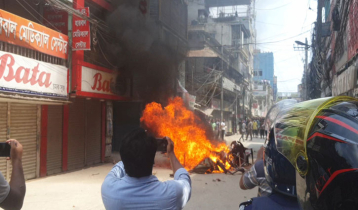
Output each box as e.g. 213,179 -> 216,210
101,162 -> 192,210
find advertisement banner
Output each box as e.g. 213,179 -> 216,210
43,6 -> 68,34
253,90 -> 266,96
0,51 -> 68,98
72,8 -> 91,51
81,66 -> 116,95
0,9 -> 69,59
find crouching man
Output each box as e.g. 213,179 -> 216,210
101,128 -> 192,210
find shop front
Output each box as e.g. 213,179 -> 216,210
68,63 -> 129,171
0,8 -> 69,180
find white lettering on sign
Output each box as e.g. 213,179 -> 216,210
73,29 -> 89,37
19,22 -> 50,48
51,35 -> 68,54
81,66 -> 115,95
75,41 -> 86,49
0,9 -> 69,59
0,18 -> 17,38
0,51 -> 68,98
75,20 -> 87,27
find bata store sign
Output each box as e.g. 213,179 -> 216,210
0,9 -> 69,59
0,51 -> 68,98
81,66 -> 115,95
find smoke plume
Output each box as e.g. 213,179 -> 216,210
105,0 -> 182,104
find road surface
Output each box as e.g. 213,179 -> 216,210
22,135 -> 265,210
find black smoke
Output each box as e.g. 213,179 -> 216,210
105,0 -> 182,104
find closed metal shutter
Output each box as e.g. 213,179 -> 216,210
10,104 -> 38,180
47,106 -> 63,175
85,100 -> 101,166
0,103 -> 8,179
68,98 -> 85,171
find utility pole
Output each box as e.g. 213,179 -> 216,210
220,25 -> 224,123
294,38 -> 310,100
242,87 -> 245,119
235,91 -> 238,133
304,38 -> 308,100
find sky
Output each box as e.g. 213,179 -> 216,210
255,0 -> 317,92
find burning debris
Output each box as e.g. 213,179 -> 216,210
141,97 -> 253,173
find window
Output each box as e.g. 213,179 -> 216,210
254,71 -> 257,76
259,71 -> 263,76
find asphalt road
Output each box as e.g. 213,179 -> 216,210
22,135 -> 265,210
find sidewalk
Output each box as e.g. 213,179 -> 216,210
23,164 -> 174,210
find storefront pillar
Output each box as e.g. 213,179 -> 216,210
62,105 -> 69,172
40,106 -> 48,177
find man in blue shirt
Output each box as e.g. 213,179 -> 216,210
101,128 -> 192,210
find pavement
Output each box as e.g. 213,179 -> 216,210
22,135 -> 265,210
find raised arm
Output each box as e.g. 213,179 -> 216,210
0,139 -> 26,210
166,137 -> 183,174
166,137 -> 191,208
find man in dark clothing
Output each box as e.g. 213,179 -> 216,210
246,120 -> 253,141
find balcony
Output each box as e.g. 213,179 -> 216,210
188,24 -> 206,32
206,0 -> 251,7
223,77 -> 241,93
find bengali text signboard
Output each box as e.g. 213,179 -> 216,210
0,9 -> 69,59
43,6 -> 68,34
72,8 -> 91,51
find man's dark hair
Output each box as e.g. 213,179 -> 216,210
119,128 -> 157,178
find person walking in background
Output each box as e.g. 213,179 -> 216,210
246,119 -> 253,141
211,120 -> 216,132
238,120 -> 242,135
259,123 -> 265,139
257,120 -> 261,137
252,120 -> 258,138
216,119 -> 220,139
264,121 -> 269,139
220,119 -> 226,141
240,120 -> 247,141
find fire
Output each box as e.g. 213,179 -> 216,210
141,97 -> 230,171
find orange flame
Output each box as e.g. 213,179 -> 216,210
141,97 -> 230,171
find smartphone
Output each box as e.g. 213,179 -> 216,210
156,138 -> 168,152
0,143 -> 10,157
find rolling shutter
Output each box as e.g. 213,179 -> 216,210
85,100 -> 101,166
47,106 -> 63,175
68,98 -> 85,171
10,103 -> 38,180
0,103 -> 8,179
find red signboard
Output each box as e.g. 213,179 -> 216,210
139,0 -> 148,16
0,9 -> 69,59
72,8 -> 91,51
43,6 -> 68,35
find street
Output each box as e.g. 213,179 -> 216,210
22,135 -> 264,210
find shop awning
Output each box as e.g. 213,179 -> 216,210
187,47 -> 219,58
195,108 -> 214,117
204,108 -> 214,116
0,93 -> 70,105
206,0 -> 251,7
